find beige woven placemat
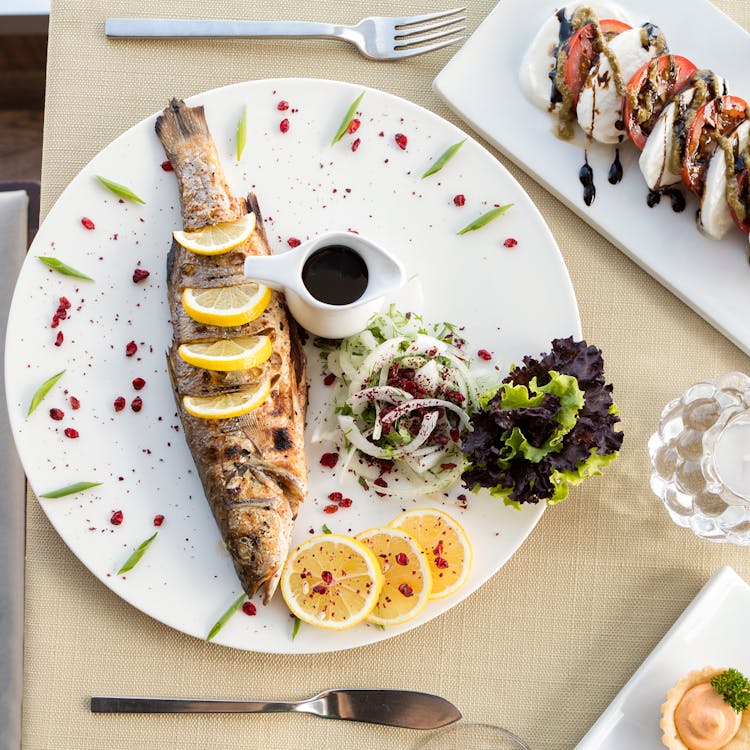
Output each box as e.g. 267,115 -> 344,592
26,1 -> 750,748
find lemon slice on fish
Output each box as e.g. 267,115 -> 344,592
173,213 -> 256,255
182,379 -> 271,419
178,334 -> 272,372
389,508 -> 471,600
280,534 -> 384,631
182,283 -> 272,327
354,527 -> 432,626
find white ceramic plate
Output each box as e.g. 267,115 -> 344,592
434,0 -> 750,356
5,78 -> 580,652
576,565 -> 750,748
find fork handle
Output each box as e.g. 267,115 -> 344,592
91,696 -> 303,714
105,18 -> 342,39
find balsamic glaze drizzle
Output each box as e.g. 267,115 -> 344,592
608,149 -> 623,184
579,151 -> 596,206
646,187 -> 686,213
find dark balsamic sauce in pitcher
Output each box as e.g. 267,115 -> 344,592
302,246 -> 369,305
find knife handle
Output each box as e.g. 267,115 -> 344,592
105,18 -> 341,39
91,696 -> 304,714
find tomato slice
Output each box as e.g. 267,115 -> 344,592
563,19 -> 632,107
624,55 -> 698,150
729,167 -> 750,234
682,95 -> 748,195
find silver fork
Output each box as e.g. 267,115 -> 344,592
105,8 -> 467,60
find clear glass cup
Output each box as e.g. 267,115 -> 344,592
417,722 -> 530,749
649,371 -> 750,543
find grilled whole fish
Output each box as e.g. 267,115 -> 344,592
156,98 -> 307,603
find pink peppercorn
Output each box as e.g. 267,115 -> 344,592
125,341 -> 138,357
320,452 -> 339,468
153,514 -> 165,527
504,238 -> 518,248
348,118 -> 361,134
351,138 -> 361,152
54,331 -> 64,347
395,133 -> 408,150
242,601 -> 257,616
477,349 -> 492,361
277,100 -> 289,111
114,396 -> 126,412
110,510 -> 123,526
160,160 -> 173,171
131,397 -> 143,412
395,552 -> 409,566
64,427 -> 79,439
81,217 -> 95,230
398,583 -> 414,597
132,377 -> 146,390
279,118 -> 290,133
132,268 -> 150,283
323,372 -> 336,386
49,408 -> 64,421
287,237 -> 301,248
453,194 -> 466,207
323,504 -> 339,514
69,396 -> 80,410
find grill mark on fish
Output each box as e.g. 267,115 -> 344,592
157,98 -> 307,604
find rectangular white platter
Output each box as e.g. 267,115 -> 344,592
434,0 -> 750,355
575,565 -> 750,748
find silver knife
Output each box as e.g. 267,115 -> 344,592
90,689 -> 461,730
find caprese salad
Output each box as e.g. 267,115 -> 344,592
520,1 -> 750,244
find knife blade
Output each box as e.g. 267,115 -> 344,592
90,688 -> 461,730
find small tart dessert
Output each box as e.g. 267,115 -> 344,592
661,667 -> 750,750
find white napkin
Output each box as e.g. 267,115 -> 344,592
0,189 -> 29,750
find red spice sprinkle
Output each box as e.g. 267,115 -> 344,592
433,540 -> 444,556
338,497 -> 352,508
114,396 -> 126,412
435,557 -> 450,569
394,133 -> 408,150
81,217 -> 95,230
125,341 -> 138,357
59,296 -> 71,310
69,396 -> 80,410
373,477 -> 388,488
477,349 -> 492,361
395,552 -> 409,566
321,570 -> 333,584
348,118 -> 361,134
56,308 -> 67,321
277,100 -> 289,111
54,331 -> 64,347
279,118 -> 290,133
320,452 -> 339,468
49,407 -> 64,421
398,583 -> 414,597
153,514 -> 165,527
449,428 -> 460,443
323,504 -> 339,514
110,510 -> 123,526
131,396 -> 143,412
328,491 -> 343,503
453,194 -> 466,207
51,315 -> 60,329
323,372 -> 336,386
503,237 -> 518,248
64,427 -> 79,439
287,237 -> 301,248
132,268 -> 150,283
160,159 -> 173,171
312,584 -> 328,595
132,377 -> 146,390
351,137 -> 361,152
440,463 -> 457,471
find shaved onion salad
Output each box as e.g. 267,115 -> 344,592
315,308 -> 490,498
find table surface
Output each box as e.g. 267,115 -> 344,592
25,1 -> 750,748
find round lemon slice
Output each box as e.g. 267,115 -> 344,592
182,283 -> 272,327
354,527 -> 432,626
177,334 -> 272,372
280,534 -> 384,630
389,508 -> 472,600
173,213 -> 256,255
182,379 -> 271,419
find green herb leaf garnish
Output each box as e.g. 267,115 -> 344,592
236,105 -> 248,161
27,370 -> 65,416
711,668 -> 750,713
291,615 -> 302,640
96,175 -> 146,204
206,593 -> 247,642
37,256 -> 94,281
39,481 -> 102,498
322,524 -> 333,534
422,139 -> 466,178
331,92 -> 364,145
457,203 -> 513,235
117,532 -> 158,575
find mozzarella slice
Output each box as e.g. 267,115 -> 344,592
520,0 -> 633,112
639,99 -> 682,190
577,26 -> 666,144
699,120 -> 750,239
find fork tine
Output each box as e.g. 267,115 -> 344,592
394,16 -> 467,40
393,7 -> 466,29
395,25 -> 466,49
392,35 -> 465,59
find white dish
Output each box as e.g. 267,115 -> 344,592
5,78 -> 580,652
576,565 -> 750,748
434,0 -> 750,356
